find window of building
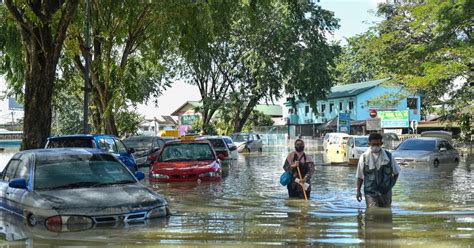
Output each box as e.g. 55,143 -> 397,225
321,104 -> 326,113
339,102 -> 343,112
288,108 -> 293,114
329,103 -> 334,113
349,101 -> 354,110
305,106 -> 310,116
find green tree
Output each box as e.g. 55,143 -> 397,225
242,110 -> 274,132
1,0 -> 79,149
373,0 -> 473,111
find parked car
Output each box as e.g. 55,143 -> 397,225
149,139 -> 223,182
45,134 -> 138,172
392,137 -> 460,167
345,135 -> 369,166
122,136 -> 167,167
199,136 -> 237,160
381,133 -> 401,151
323,133 -> 349,152
0,148 -> 169,232
420,130 -> 453,143
231,132 -> 263,153
325,133 -> 349,163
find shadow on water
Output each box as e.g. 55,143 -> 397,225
0,147 -> 473,246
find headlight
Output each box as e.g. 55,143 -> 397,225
151,173 -> 169,179
199,172 -> 218,177
147,206 -> 170,218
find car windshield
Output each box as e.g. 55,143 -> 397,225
397,139 -> 436,151
355,137 -> 369,147
123,137 -> 153,149
47,138 -> 94,148
223,138 -> 234,146
34,154 -> 135,190
159,143 -> 215,162
232,134 -> 248,142
206,139 -> 226,148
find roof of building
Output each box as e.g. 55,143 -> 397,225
170,101 -> 282,117
327,78 -> 389,99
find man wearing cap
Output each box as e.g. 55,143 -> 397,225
356,133 -> 401,207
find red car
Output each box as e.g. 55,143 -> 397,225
149,140 -> 224,182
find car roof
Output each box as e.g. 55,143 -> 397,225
231,132 -> 256,135
350,136 -> 368,138
165,140 -> 212,145
48,134 -> 117,140
405,137 -> 447,141
15,148 -> 111,158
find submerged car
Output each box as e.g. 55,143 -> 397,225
122,136 -> 167,167
199,136 -> 237,160
45,134 -> 138,172
345,135 -> 369,166
149,139 -> 223,182
231,132 -> 263,153
0,149 -> 169,232
392,137 -> 460,167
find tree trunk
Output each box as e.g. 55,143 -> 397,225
233,97 -> 259,133
21,41 -> 55,150
104,112 -> 118,136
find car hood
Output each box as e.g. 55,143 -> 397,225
152,160 -> 219,175
233,141 -> 246,147
37,184 -> 166,213
392,150 -> 434,158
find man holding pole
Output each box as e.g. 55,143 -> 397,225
283,139 -> 315,199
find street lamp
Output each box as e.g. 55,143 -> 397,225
83,0 -> 90,134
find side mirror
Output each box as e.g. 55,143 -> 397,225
148,155 -> 157,162
128,148 -> 136,154
439,147 -> 447,152
9,178 -> 27,189
134,171 -> 145,181
218,154 -> 226,160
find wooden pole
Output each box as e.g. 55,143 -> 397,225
296,166 -> 308,200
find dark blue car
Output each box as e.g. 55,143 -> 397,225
45,134 -> 138,172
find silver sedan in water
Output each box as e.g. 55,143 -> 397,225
392,137 -> 460,167
0,148 -> 169,232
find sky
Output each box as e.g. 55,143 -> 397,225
0,0 -> 384,119
136,0 -> 384,118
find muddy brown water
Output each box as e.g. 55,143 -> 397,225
0,150 -> 472,247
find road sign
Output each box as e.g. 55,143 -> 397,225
338,113 -> 351,134
366,118 -> 381,131
370,109 -> 377,118
379,110 -> 409,128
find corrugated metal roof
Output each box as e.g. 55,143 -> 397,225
327,78 -> 388,99
254,104 -> 283,117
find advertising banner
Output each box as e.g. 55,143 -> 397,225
379,110 -> 409,128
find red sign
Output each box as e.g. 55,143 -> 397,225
370,109 -> 377,118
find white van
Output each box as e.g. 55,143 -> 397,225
324,133 -> 349,163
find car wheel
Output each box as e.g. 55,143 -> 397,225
433,159 -> 439,167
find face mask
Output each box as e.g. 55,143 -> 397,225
295,145 -> 304,152
371,145 -> 381,153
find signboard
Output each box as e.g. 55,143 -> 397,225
384,129 -> 402,136
338,113 -> 351,133
379,110 -> 409,128
366,117 -> 381,131
369,109 -> 377,118
181,115 -> 199,125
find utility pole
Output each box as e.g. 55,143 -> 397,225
10,112 -> 14,130
83,0 -> 91,134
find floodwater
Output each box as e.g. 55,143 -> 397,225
0,148 -> 473,247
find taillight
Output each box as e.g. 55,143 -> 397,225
45,215 -> 62,232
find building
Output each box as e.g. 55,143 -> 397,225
137,116 -> 178,136
171,101 -> 284,136
284,79 -> 421,133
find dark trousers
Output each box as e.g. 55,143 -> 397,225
287,182 -> 311,199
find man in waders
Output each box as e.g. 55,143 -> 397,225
356,133 -> 401,207
283,139 -> 315,198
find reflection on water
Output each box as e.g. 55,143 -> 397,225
0,148 -> 472,246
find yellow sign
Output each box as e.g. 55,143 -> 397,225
160,130 -> 178,137
180,135 -> 195,141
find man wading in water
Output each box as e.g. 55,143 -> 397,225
283,139 -> 315,199
356,133 -> 401,207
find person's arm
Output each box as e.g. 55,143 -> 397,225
283,159 -> 290,172
357,178 -> 363,202
392,156 -> 400,186
302,162 -> 315,182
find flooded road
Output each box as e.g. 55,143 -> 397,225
0,150 -> 473,246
